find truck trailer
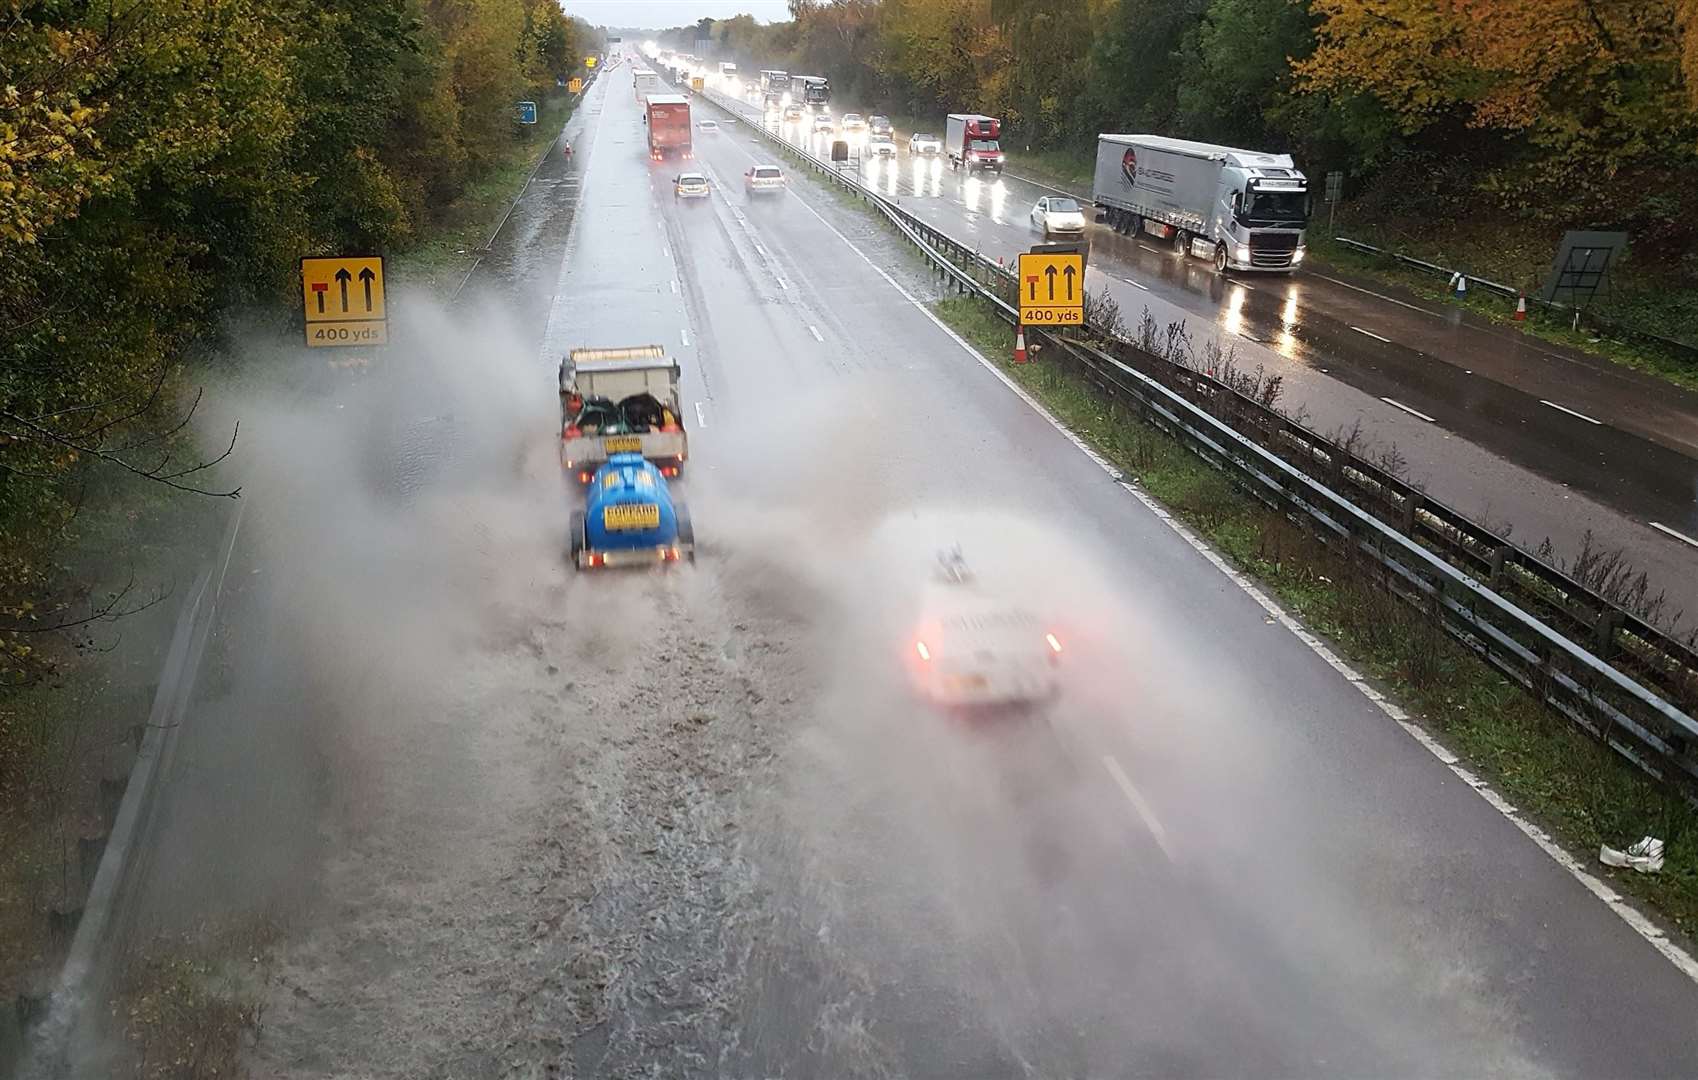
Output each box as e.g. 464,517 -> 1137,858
559,346 -> 688,482
645,94 -> 692,161
1092,134 -> 1309,273
633,68 -> 661,102
946,114 -> 1004,174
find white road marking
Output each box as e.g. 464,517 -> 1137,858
846,224 -> 1698,986
680,328 -> 690,347
807,325 -> 823,343
1123,277 -> 1149,290
1102,755 -> 1173,861
694,401 -> 707,428
1380,396 -> 1436,423
1313,274 -> 1439,317
1540,399 -> 1602,425
1351,326 -> 1392,343
1650,521 -> 1698,549
661,245 -> 670,259
670,280 -> 678,294
1138,243 -> 1161,255
756,244 -> 769,257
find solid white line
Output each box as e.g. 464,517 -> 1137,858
1540,399 -> 1602,425
680,328 -> 690,347
1351,326 -> 1392,343
807,325 -> 823,343
1313,274 -> 1439,317
1102,755 -> 1173,861
661,245 -> 670,259
1649,521 -> 1698,550
1380,396 -> 1437,423
1123,277 -> 1149,290
781,190 -> 1698,984
694,401 -> 707,428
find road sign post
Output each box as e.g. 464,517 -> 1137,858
301,256 -> 387,348
1017,250 -> 1084,328
1325,170 -> 1343,235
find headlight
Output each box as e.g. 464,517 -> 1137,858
1292,246 -> 1306,264
1235,245 -> 1251,262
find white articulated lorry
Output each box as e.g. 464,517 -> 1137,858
1092,134 -> 1309,274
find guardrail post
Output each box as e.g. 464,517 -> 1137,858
1488,546 -> 1509,591
1594,609 -> 1624,662
1401,493 -> 1421,535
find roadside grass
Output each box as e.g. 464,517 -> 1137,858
391,91 -> 577,293
110,919 -> 277,1079
1004,145 -> 1093,193
934,292 -> 1698,933
1309,227 -> 1698,394
2,94 -> 583,1063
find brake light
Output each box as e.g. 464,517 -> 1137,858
915,640 -> 931,661
661,465 -> 680,477
577,470 -> 592,483
565,425 -> 581,439
586,553 -> 605,568
661,547 -> 680,562
1046,633 -> 1062,653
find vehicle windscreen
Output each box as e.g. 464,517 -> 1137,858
1244,190 -> 1308,224
916,133 -> 936,142
1050,198 -> 1080,213
969,139 -> 1000,152
755,168 -> 781,178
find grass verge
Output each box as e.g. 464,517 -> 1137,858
1308,232 -> 1698,394
391,91 -> 578,293
933,292 -> 1698,934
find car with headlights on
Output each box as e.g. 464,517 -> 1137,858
909,131 -> 942,155
867,134 -> 897,158
811,112 -> 835,134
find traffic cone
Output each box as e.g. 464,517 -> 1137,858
1014,325 -> 1028,364
1514,293 -> 1527,321
1454,273 -> 1468,300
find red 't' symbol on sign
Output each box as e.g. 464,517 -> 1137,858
310,281 -> 328,314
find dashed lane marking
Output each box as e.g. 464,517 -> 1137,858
1380,396 -> 1436,423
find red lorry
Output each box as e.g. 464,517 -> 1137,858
946,113 -> 1004,174
646,94 -> 692,161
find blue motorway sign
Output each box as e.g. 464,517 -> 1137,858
517,100 -> 538,125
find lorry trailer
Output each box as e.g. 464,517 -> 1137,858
1092,133 -> 1309,273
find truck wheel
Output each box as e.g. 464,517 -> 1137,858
1130,214 -> 1143,237
1174,228 -> 1190,256
569,511 -> 586,570
675,507 -> 696,563
1214,243 -> 1229,274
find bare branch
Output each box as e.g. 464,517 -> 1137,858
0,408 -> 241,498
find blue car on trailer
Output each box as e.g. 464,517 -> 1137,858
570,452 -> 695,570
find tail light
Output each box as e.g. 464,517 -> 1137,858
577,470 -> 592,483
565,425 -> 581,439
915,640 -> 931,661
586,553 -> 606,568
661,548 -> 681,562
661,465 -> 680,477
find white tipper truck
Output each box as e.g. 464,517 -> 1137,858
559,346 -> 688,483
1092,134 -> 1309,274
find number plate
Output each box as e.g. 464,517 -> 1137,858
602,503 -> 660,531
604,436 -> 642,454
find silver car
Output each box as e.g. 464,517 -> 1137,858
909,131 -> 942,155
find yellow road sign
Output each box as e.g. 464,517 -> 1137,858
585,55 -> 597,68
569,76 -> 583,94
1017,252 -> 1084,326
301,256 -> 387,348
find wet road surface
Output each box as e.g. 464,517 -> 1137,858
123,66 -> 1698,1080
712,92 -> 1698,618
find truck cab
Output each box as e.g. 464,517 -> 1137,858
946,114 -> 1003,173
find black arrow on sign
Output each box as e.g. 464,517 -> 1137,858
359,267 -> 376,311
1043,264 -> 1057,301
1063,263 -> 1077,300
335,267 -> 352,313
